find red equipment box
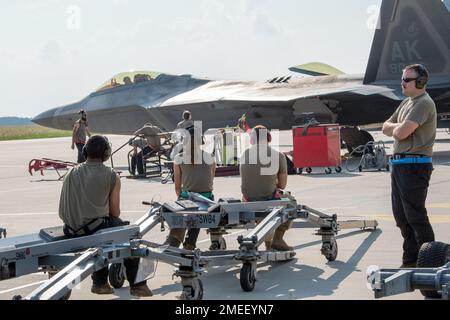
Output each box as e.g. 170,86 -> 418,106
292,124 -> 342,174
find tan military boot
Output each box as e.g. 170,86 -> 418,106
270,221 -> 294,252
130,284 -> 153,297
164,228 -> 186,247
91,283 -> 114,295
264,232 -> 274,250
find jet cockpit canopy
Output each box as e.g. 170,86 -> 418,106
96,70 -> 161,92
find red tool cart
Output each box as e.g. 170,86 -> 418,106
292,124 -> 342,174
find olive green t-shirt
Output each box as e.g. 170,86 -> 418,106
174,151 -> 214,193
388,93 -> 437,156
58,161 -> 117,230
132,137 -> 148,149
134,125 -> 161,147
240,144 -> 287,201
74,119 -> 88,144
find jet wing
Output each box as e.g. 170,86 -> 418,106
159,77 -> 398,107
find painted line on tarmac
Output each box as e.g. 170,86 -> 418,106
0,279 -> 47,295
427,202 -> 450,209
0,210 -> 144,216
375,214 -> 450,224
0,165 -> 27,168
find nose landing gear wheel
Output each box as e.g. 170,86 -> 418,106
240,263 -> 256,292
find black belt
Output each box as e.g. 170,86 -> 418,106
392,154 -> 427,160
64,217 -> 105,237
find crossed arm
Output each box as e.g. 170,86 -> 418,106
382,120 -> 419,141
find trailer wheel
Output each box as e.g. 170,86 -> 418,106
358,165 -> 363,172
180,278 -> 203,300
417,241 -> 450,299
335,166 -> 342,173
297,168 -> 303,175
240,263 -> 256,292
322,238 -> 338,261
306,167 -> 312,174
325,167 -> 332,174
210,237 -> 227,250
109,263 -> 125,289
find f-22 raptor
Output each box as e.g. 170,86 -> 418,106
33,0 -> 450,150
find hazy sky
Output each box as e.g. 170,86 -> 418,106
0,0 -> 388,118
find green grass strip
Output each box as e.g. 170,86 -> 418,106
0,125 -> 71,141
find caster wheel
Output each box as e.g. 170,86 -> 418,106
240,263 -> 256,292
325,167 -> 332,174
109,263 -> 125,289
180,278 -> 203,300
306,167 -> 312,174
322,238 -> 338,261
358,165 -> 363,172
335,166 -> 342,173
209,238 -> 227,250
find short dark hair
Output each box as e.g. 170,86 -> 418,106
404,64 -> 429,87
84,135 -> 110,160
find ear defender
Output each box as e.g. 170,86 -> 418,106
102,136 -> 112,162
415,64 -> 428,89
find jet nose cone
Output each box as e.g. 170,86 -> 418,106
32,102 -> 82,131
32,107 -> 59,127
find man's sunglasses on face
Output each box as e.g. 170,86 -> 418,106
402,77 -> 418,83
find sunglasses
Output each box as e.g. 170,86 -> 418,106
401,77 -> 418,83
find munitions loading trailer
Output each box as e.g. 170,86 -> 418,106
0,192 -> 377,300
368,241 -> 450,300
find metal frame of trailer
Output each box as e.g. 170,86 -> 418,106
0,192 -> 377,300
367,241 -> 450,300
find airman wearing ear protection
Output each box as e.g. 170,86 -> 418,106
382,64 -> 437,268
59,135 -> 153,297
240,125 -> 293,251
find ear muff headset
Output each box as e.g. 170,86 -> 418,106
250,126 -> 272,145
82,135 -> 112,162
413,64 -> 428,89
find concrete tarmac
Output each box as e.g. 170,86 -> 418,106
1,130 -> 450,300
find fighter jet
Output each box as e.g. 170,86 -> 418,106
33,0 -> 450,150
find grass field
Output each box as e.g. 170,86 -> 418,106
0,125 -> 71,141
